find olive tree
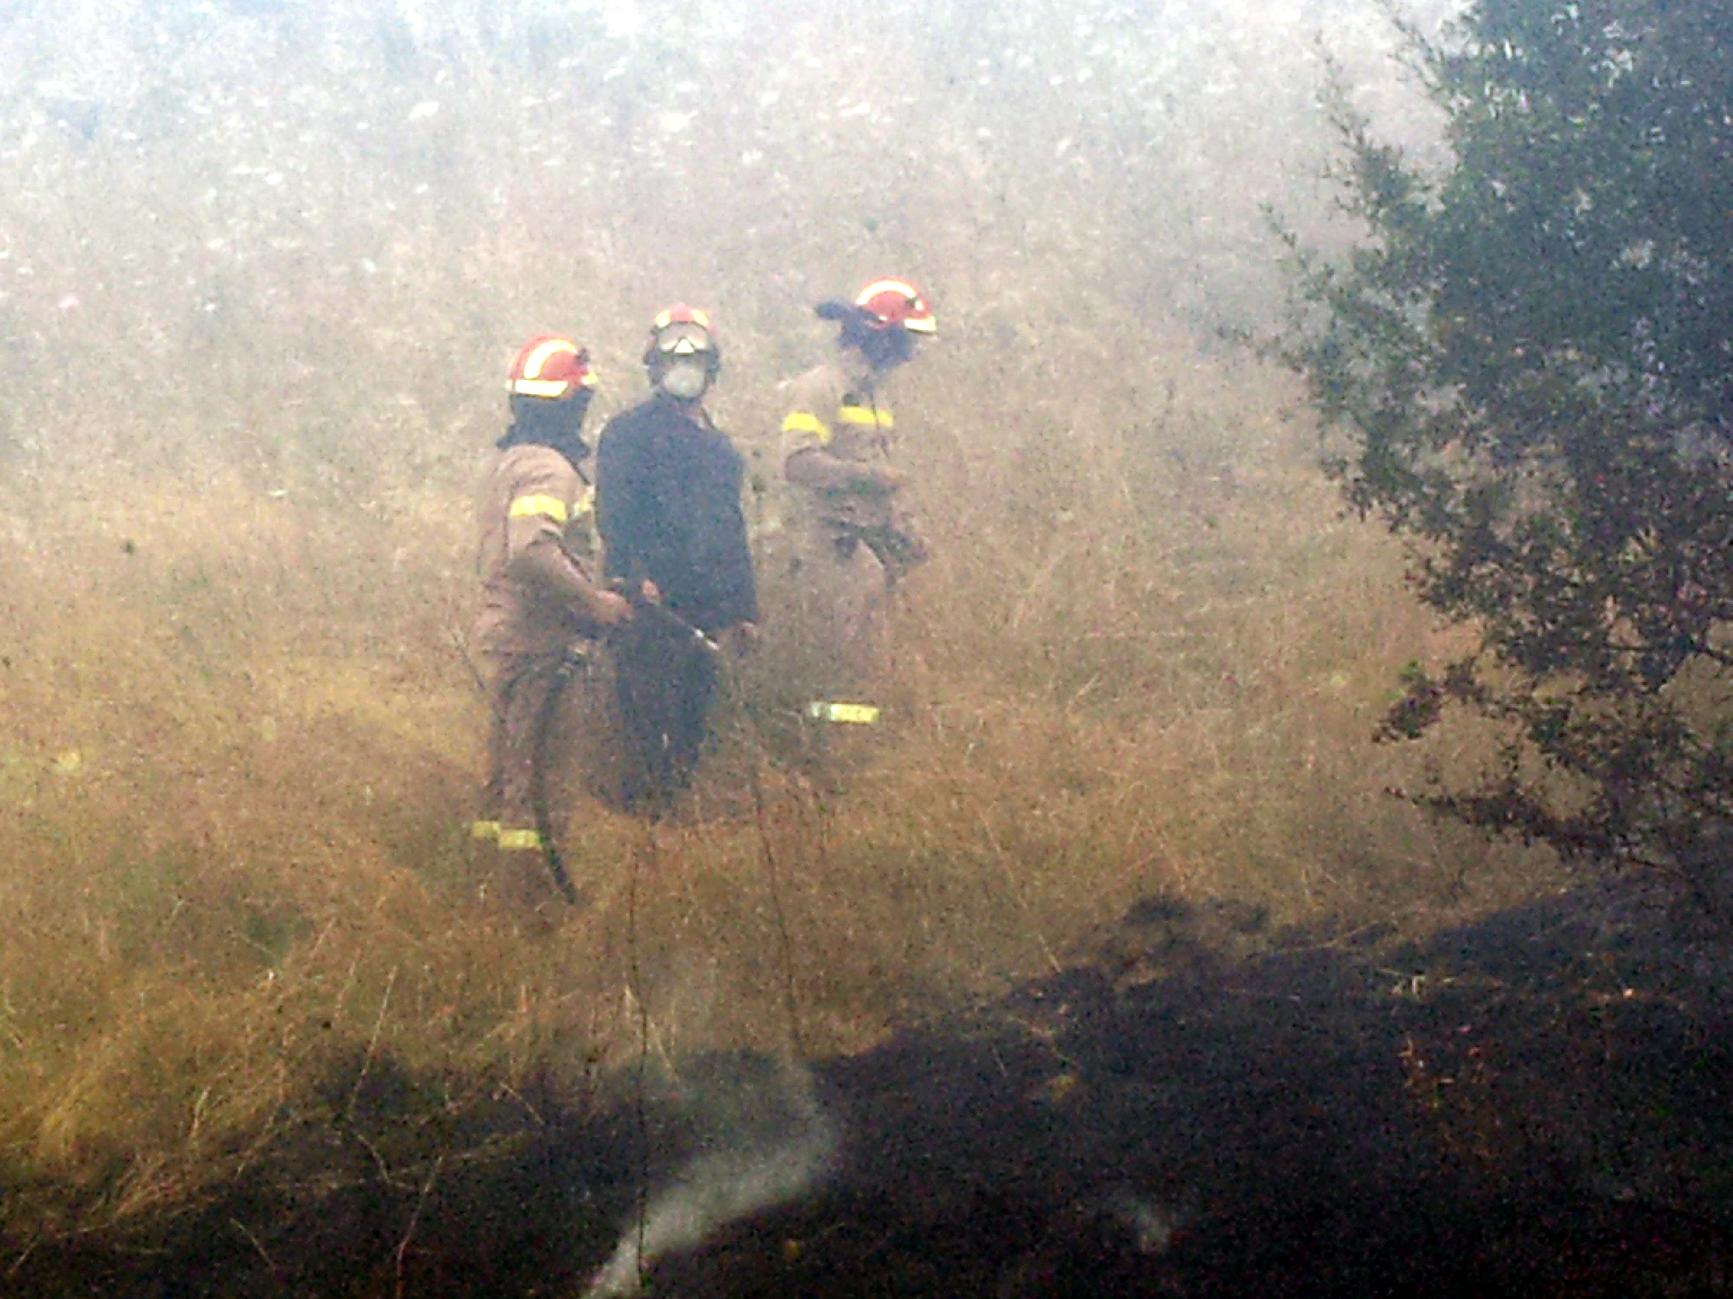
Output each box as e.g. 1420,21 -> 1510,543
1284,0 -> 1732,904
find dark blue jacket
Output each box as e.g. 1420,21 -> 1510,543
596,395 -> 759,634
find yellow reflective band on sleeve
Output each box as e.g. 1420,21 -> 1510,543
572,483 -> 596,519
509,494 -> 570,523
470,819 -> 501,841
497,828 -> 545,851
781,410 -> 831,446
805,701 -> 881,725
837,404 -> 892,429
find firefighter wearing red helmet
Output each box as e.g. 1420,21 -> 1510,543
596,306 -> 759,814
473,335 -> 632,918
777,277 -> 936,681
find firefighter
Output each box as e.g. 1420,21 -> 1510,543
473,335 -> 633,915
778,276 -> 937,684
596,305 -> 759,815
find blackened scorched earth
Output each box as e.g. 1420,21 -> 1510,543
11,881 -> 1731,1297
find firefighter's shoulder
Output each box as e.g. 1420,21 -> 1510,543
779,363 -> 849,449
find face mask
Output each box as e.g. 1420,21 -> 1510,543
659,359 -> 709,401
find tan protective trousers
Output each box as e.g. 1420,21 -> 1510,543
789,523 -> 892,685
474,648 -> 602,911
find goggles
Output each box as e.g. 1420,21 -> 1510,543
651,322 -> 716,356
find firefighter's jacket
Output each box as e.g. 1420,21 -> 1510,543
474,442 -> 603,660
778,360 -> 903,534
596,395 -> 759,636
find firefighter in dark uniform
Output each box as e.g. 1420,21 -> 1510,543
474,335 -> 632,913
596,305 -> 759,814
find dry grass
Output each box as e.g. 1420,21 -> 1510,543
0,0 -> 1550,1249
0,340 -> 1556,1244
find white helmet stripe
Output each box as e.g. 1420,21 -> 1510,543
854,278 -> 923,307
521,337 -> 579,380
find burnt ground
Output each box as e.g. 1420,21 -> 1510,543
10,877 -> 1733,1298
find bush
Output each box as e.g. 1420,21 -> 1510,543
1282,0 -> 1732,904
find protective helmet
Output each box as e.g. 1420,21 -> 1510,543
642,303 -> 721,372
507,335 -> 598,400
853,277 -> 937,335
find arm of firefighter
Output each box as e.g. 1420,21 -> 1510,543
779,372 -> 899,494
783,445 -> 900,495
504,491 -> 621,625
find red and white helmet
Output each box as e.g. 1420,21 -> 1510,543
643,303 -> 720,366
853,277 -> 937,334
506,335 -> 598,399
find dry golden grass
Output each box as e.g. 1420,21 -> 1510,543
0,0 -> 1536,1246
0,337 -> 1558,1243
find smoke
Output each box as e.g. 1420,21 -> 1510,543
1104,1188 -> 1184,1256
585,1058 -> 839,1298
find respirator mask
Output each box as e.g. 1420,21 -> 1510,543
658,357 -> 710,401
649,321 -> 716,402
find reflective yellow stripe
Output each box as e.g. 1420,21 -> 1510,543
470,819 -> 501,841
781,410 -> 831,446
837,404 -> 892,429
571,483 -> 596,519
498,828 -> 544,851
509,494 -> 570,523
510,377 -> 572,398
806,701 -> 881,725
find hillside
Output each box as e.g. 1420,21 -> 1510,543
2,1 -> 1726,1294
